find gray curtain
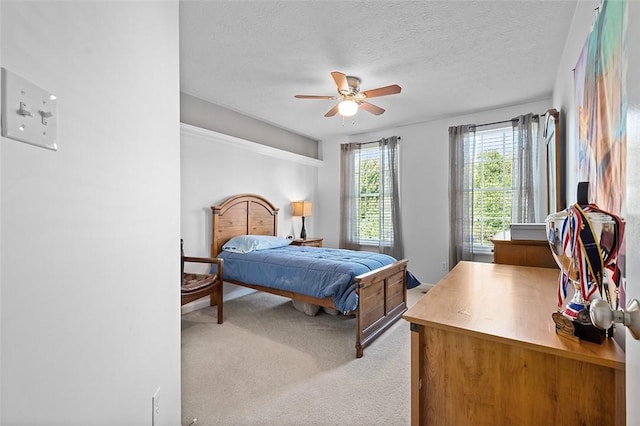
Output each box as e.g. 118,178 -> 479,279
339,137 -> 404,259
511,113 -> 540,223
379,137 -> 404,259
449,124 -> 476,268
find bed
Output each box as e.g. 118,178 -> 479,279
210,193 -> 413,358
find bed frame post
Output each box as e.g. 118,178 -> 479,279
211,205 -> 220,257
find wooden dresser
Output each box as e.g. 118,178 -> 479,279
403,261 -> 625,426
492,233 -> 557,268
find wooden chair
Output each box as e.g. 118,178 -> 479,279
181,239 -> 224,324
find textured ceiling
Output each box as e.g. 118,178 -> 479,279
180,1 -> 578,141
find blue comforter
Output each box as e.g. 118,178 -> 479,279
217,246 -> 419,313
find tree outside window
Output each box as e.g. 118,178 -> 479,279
472,128 -> 513,248
358,146 -> 382,243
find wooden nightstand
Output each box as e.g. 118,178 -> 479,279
290,237 -> 323,248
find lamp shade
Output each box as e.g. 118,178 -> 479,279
338,100 -> 358,117
292,201 -> 312,217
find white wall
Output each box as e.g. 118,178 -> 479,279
0,0 -> 3,418
1,2 -> 181,425
180,124 -> 321,302
318,99 -> 552,285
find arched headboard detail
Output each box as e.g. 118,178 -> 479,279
211,193 -> 279,256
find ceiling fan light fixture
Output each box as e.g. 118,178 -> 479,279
338,99 -> 358,117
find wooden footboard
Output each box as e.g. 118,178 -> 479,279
354,259 -> 409,358
225,259 -> 409,358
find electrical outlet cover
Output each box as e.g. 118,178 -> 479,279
1,67 -> 58,151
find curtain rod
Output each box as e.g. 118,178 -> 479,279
358,136 -> 401,145
475,112 -> 545,128
475,119 -> 512,128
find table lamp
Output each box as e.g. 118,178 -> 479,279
292,201 -> 312,239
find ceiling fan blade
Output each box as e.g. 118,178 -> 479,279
360,101 -> 385,116
362,84 -> 401,98
331,71 -> 348,93
324,104 -> 340,117
295,95 -> 336,99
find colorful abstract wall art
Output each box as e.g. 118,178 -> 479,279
575,0 -> 627,215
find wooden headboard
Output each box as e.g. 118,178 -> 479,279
210,194 -> 279,256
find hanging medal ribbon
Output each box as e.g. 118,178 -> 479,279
574,204 -> 604,301
600,208 -> 625,309
555,208 -> 573,309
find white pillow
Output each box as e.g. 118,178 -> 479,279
222,235 -> 291,254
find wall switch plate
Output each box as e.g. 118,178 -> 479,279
1,67 -> 58,151
152,387 -> 160,426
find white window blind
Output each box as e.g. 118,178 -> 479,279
355,143 -> 393,246
471,126 -> 515,250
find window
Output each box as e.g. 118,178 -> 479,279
356,144 -> 389,245
340,137 -> 404,259
471,127 -> 513,251
449,113 -> 539,266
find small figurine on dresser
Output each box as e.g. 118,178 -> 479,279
546,182 -> 625,343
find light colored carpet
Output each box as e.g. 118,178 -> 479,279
181,283 -> 432,426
